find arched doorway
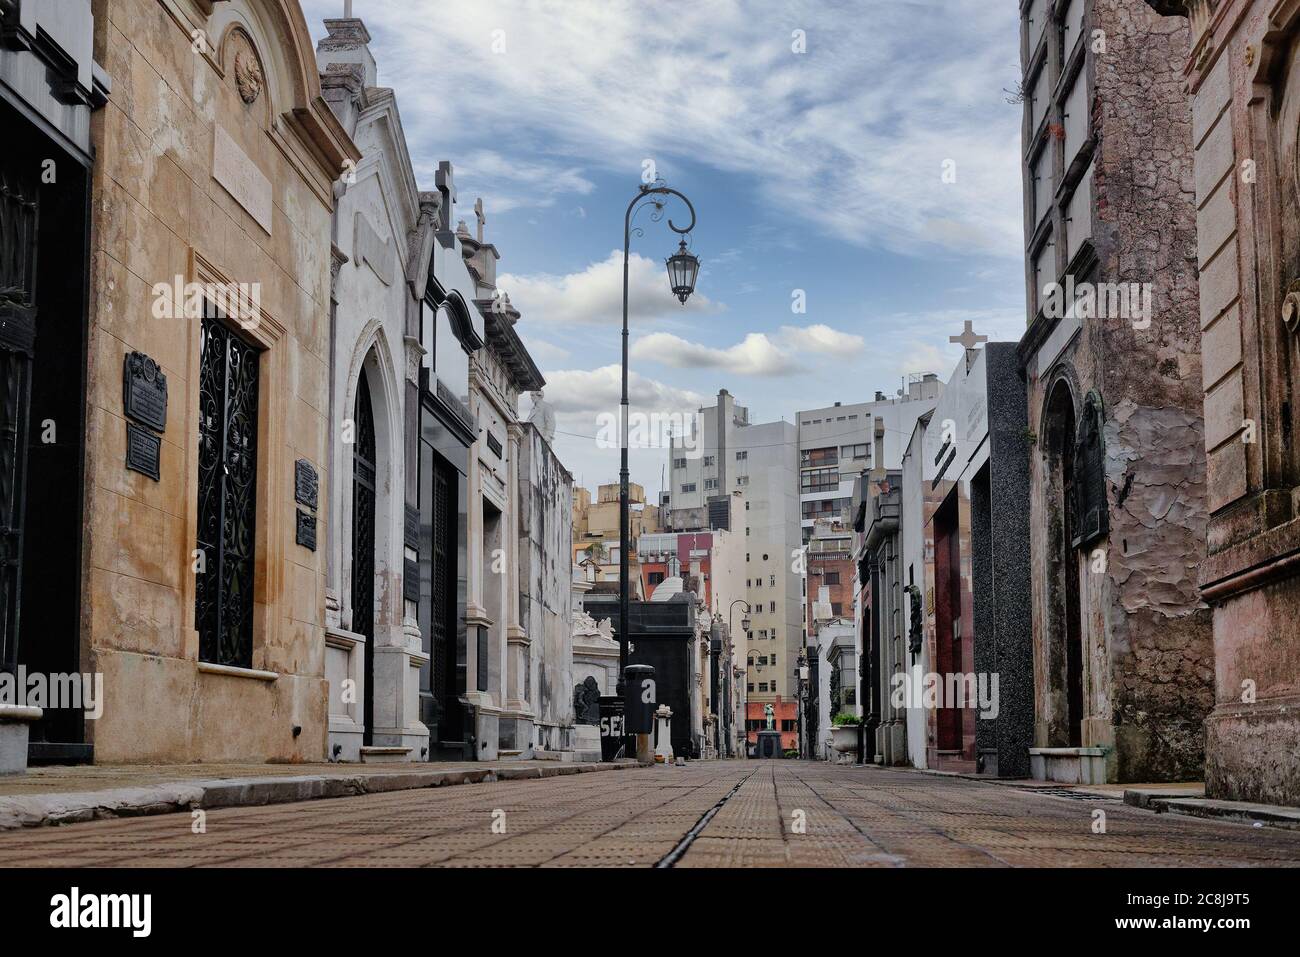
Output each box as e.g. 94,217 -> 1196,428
1043,379 -> 1084,748
352,368 -> 377,745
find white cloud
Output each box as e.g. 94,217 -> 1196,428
498,250 -> 721,327
779,323 -> 864,355
303,0 -> 1024,257
519,336 -> 570,366
542,364 -> 705,417
631,331 -> 801,376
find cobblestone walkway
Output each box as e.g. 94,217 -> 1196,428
1,762 -> 1298,868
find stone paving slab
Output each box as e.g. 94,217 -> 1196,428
1,761 -> 1299,867
0,759 -> 637,831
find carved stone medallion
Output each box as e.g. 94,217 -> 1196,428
234,45 -> 264,105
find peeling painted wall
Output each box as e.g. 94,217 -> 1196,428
1021,0 -> 1215,782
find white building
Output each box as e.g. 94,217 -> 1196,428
796,376 -> 941,544
318,18 -> 436,762
665,390 -> 801,707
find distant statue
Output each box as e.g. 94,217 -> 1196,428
573,675 -> 601,725
527,388 -> 556,444
764,703 -> 775,731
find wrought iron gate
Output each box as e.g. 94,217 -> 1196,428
352,374 -> 376,745
195,310 -> 260,668
0,160 -> 38,676
429,461 -> 454,740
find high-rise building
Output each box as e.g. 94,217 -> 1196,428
665,391 -> 801,707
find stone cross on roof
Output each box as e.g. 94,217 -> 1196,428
474,197 -> 485,243
949,320 -> 988,352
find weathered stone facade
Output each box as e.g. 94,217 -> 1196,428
1017,0 -> 1214,782
84,0 -> 357,762
1146,0 -> 1300,806
517,422 -> 575,754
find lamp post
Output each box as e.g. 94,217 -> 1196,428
723,599 -> 750,757
616,183 -> 699,703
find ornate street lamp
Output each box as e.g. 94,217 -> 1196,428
665,239 -> 700,304
617,182 -> 698,721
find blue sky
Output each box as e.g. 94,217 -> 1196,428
303,0 -> 1028,496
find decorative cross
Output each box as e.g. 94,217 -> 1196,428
474,197 -> 486,242
949,320 -> 988,352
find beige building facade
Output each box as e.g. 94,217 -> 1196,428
84,0 -> 356,762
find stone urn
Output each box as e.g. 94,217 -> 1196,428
830,724 -> 859,763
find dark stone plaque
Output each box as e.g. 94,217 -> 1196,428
123,352 -> 168,432
404,503 -> 419,549
295,508 -> 317,551
294,459 -> 318,509
1072,391 -> 1110,549
125,422 -> 161,481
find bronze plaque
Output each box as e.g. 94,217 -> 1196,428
125,422 -> 161,481
295,508 -> 316,551
123,352 -> 168,432
294,458 -> 318,509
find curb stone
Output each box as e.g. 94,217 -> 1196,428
0,761 -> 636,831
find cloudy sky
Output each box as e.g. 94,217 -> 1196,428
303,0 -> 1027,496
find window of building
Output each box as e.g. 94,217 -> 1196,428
758,682 -> 768,693
758,656 -> 768,666
703,455 -> 715,466
769,575 -> 775,587
673,457 -> 686,469
825,571 -> 840,585
832,602 -> 843,616
736,475 -> 749,486
746,527 -> 751,536
747,683 -> 754,693
840,443 -> 868,460
800,446 -> 838,468
769,601 -> 776,613
782,720 -> 795,732
735,450 -> 747,460
704,478 -> 718,490
762,554 -> 769,561
195,312 -> 262,668
648,572 -> 665,587
681,483 -> 696,493
801,467 -> 839,492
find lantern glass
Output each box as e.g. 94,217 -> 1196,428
666,240 -> 699,304
741,615 -> 752,633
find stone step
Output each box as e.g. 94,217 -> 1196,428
359,746 -> 413,764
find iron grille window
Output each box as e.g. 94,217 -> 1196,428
195,309 -> 260,668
